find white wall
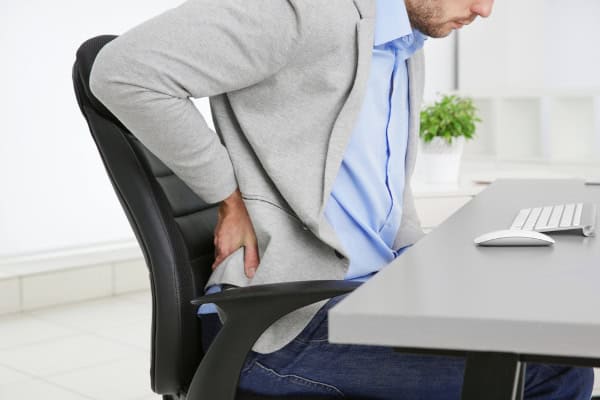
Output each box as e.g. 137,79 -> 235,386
0,1 -> 455,257
423,33 -> 457,103
543,0 -> 600,90
459,0 -> 600,91
0,1 -> 189,257
456,0 -> 600,162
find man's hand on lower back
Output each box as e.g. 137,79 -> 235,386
212,188 -> 260,279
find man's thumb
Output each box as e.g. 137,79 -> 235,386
244,244 -> 260,278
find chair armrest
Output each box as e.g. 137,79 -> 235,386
191,279 -> 361,306
187,280 -> 361,400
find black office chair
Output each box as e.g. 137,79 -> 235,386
72,35 -> 362,400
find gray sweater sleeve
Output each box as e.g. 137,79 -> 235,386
89,0 -> 299,203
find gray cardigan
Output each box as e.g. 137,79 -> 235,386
89,0 -> 425,354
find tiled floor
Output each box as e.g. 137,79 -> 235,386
0,291 -> 160,400
1,291 -> 599,399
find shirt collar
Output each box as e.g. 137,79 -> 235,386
373,0 -> 413,46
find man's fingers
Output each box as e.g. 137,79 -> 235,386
243,244 -> 260,279
213,243 -> 259,277
211,254 -> 223,270
211,244 -> 230,270
212,191 -> 259,277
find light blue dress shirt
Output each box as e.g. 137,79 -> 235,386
198,0 -> 425,315
324,0 -> 425,282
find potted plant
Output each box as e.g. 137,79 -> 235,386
418,94 -> 481,184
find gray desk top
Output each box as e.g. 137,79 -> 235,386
329,179 -> 600,359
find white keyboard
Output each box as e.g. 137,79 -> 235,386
510,203 -> 597,237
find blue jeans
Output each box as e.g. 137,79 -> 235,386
202,295 -> 595,399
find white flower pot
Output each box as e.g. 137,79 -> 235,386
418,136 -> 465,184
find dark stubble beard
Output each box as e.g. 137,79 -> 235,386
405,0 -> 451,38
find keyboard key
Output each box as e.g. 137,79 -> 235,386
535,206 -> 553,229
573,203 -> 583,226
511,208 -> 531,229
523,207 -> 542,231
560,204 -> 576,227
547,205 -> 564,228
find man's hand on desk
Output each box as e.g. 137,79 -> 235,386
212,188 -> 260,279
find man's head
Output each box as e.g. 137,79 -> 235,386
404,0 -> 494,38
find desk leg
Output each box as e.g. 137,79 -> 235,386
461,352 -> 524,400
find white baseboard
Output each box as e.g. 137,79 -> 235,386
0,240 -> 148,315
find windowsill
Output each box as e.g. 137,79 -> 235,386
0,240 -> 142,279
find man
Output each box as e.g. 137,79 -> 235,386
89,0 -> 594,398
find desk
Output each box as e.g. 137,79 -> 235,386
329,179 -> 600,400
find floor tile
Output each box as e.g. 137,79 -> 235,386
28,295 -> 150,333
0,334 -> 144,377
0,377 -> 91,399
116,290 -> 152,307
0,313 -> 77,350
93,319 -> 152,351
46,355 -> 155,400
0,365 -> 30,386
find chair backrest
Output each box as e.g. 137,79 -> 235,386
72,35 -> 217,396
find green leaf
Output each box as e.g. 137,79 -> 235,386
419,94 -> 482,142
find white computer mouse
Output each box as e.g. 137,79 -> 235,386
474,229 -> 555,246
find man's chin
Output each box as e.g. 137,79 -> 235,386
420,24 -> 456,38
421,21 -> 464,38
410,18 -> 457,38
